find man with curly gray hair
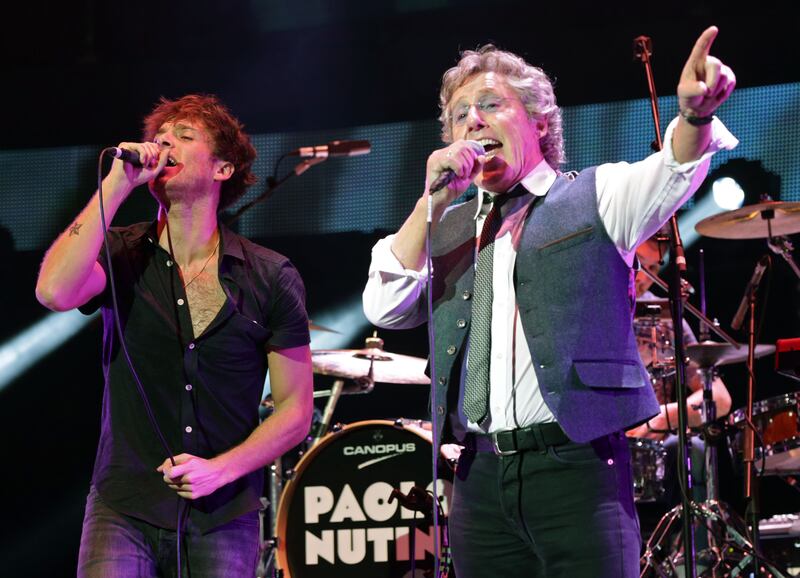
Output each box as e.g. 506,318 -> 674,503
364,27 -> 737,577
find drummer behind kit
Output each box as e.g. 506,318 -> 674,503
637,198 -> 800,576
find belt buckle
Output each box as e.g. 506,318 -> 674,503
491,428 -> 519,456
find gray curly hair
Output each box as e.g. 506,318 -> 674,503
438,44 -> 565,168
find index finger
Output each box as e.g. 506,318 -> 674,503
687,26 -> 719,65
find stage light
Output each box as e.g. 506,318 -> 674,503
711,176 -> 745,210
0,310 -> 98,392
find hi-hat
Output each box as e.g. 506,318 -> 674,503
311,348 -> 429,384
695,201 -> 800,239
686,340 -> 776,368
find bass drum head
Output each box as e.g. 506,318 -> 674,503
276,419 -> 453,577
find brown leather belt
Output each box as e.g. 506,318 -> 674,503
462,422 -> 570,456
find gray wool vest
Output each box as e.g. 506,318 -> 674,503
429,167 -> 659,444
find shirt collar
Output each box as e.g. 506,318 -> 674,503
139,219 -> 246,262
471,159 -> 557,220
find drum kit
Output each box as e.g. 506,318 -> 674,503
638,199 -> 800,578
258,331 -> 449,578
257,201 -> 800,578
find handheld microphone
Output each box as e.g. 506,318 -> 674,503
289,140 -> 371,158
428,140 -> 486,193
107,147 -> 143,167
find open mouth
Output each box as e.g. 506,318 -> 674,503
166,156 -> 178,167
477,138 -> 502,154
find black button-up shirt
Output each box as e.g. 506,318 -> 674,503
80,221 -> 310,532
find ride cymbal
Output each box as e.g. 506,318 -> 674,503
695,201 -> 800,239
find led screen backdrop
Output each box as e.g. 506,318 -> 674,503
1,82 -> 797,251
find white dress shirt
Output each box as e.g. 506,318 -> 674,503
363,117 -> 737,437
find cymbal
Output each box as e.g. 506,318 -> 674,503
311,348 -> 430,385
309,320 -> 339,333
634,298 -> 672,320
695,201 -> 800,239
686,340 -> 776,368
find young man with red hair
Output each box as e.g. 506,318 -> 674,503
37,94 -> 313,577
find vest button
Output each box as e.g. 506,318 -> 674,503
438,376 -> 447,385
437,405 -> 445,416
462,290 -> 471,300
446,345 -> 457,355
456,318 -> 466,328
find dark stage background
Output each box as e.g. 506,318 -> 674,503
2,1 -> 800,576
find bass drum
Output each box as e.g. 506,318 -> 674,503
275,419 -> 454,578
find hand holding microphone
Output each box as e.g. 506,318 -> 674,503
427,140 -> 486,196
105,142 -> 169,187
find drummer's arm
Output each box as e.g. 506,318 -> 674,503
627,367 -> 732,439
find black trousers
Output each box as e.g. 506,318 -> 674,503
448,431 -> 641,578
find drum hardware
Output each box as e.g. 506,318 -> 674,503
639,250 -> 789,576
641,352 -> 790,577
310,333 -> 428,443
775,338 -> 800,383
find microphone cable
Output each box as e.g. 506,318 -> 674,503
425,193 -> 443,578
97,149 -> 189,577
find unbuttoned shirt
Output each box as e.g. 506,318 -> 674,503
80,222 -> 310,532
363,117 -> 737,439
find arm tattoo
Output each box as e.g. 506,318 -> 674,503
68,222 -> 83,236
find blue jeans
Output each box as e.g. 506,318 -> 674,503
77,486 -> 259,578
449,431 -> 641,578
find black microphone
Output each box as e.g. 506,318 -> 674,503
731,255 -> 769,331
428,140 -> 486,194
107,147 -> 142,167
288,140 -> 371,158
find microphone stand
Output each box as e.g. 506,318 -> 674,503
634,35 -> 696,578
225,156 -> 327,226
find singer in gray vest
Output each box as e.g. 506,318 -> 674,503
363,27 -> 737,578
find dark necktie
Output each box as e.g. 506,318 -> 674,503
462,194 -> 505,425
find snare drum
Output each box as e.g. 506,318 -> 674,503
275,420 -> 454,577
628,437 -> 667,502
730,392 -> 800,474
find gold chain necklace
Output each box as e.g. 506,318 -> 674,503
182,238 -> 220,288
